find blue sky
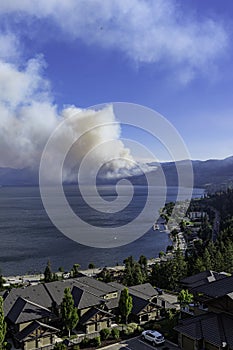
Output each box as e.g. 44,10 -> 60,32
0,0 -> 233,165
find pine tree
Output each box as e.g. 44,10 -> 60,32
61,288 -> 79,337
138,255 -> 148,281
132,263 -> 144,285
193,257 -> 205,273
203,248 -> 212,270
71,264 -> 80,278
44,260 -> 53,283
0,296 -> 6,350
119,288 -> 133,324
214,250 -> 224,272
123,256 -> 146,286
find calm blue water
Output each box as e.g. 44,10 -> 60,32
0,185 -> 204,275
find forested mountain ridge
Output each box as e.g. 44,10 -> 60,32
0,156 -> 233,188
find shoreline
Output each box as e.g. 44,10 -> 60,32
2,258 -> 162,287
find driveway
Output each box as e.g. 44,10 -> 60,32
100,336 -> 180,350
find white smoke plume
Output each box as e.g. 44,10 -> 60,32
0,45 -> 154,181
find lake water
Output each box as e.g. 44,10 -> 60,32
0,185 -> 204,275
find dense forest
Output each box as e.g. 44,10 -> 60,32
117,189 -> 233,292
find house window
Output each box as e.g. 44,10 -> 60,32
141,314 -> 149,322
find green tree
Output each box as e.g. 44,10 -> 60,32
138,255 -> 148,281
92,336 -> 101,347
0,275 -> 5,292
123,256 -> 146,286
224,240 -> 233,273
88,263 -> 95,269
178,289 -> 193,308
0,296 -> 6,350
98,267 -> 112,283
44,260 -> 53,283
71,264 -> 80,278
203,248 -> 212,270
100,328 -> 111,340
214,250 -> 224,272
53,343 -> 67,350
193,257 -> 205,273
159,251 -> 165,258
119,288 -> 133,324
167,249 -> 187,290
132,263 -> 144,285
138,255 -> 147,270
61,288 -> 79,337
111,327 -> 120,340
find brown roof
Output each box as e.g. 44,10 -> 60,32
192,275 -> 233,299
175,313 -> 233,347
181,270 -> 228,289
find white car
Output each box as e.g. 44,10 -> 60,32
141,330 -> 165,346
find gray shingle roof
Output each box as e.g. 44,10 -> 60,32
44,278 -> 116,307
74,281 -> 107,297
4,284 -> 53,316
108,282 -> 159,314
7,297 -> 52,324
108,282 -> 158,301
105,295 -> 120,310
44,280 -> 76,306
192,275 -> 233,298
175,313 -> 233,347
181,271 -> 228,289
76,276 -> 117,294
130,283 -> 158,299
108,282 -> 124,291
131,295 -> 150,314
71,286 -> 103,309
130,283 -> 157,295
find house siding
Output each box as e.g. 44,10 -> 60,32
19,321 -> 32,331
204,341 -> 219,350
181,335 -> 195,350
24,340 -> 36,350
80,307 -> 91,316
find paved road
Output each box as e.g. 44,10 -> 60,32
100,336 -> 179,350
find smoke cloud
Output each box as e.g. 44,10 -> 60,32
0,47 -> 155,181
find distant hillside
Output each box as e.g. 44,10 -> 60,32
161,156 -> 233,190
0,156 -> 233,190
0,167 -> 38,186
191,156 -> 233,190
157,156 -> 233,190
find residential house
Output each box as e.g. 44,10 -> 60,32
44,276 -> 118,333
109,282 -> 175,324
188,211 -> 208,221
14,321 -> 59,350
4,295 -> 58,350
175,274 -> 233,350
175,312 -> 233,350
2,275 -> 175,349
180,270 -> 228,291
